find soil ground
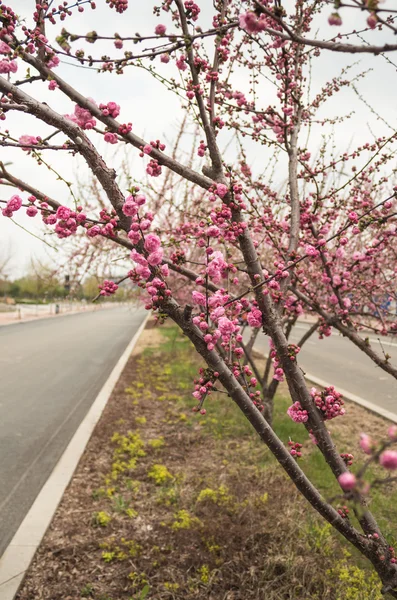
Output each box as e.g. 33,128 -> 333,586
16,321 -> 397,600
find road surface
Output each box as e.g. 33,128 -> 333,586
252,322 -> 397,417
0,306 -> 146,556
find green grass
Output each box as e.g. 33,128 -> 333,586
155,324 -> 397,557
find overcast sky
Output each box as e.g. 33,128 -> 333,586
1,0 -> 396,277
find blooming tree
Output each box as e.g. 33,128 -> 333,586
2,0 -> 397,593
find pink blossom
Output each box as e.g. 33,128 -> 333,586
155,24 -> 166,35
0,41 -> 11,54
123,199 -> 138,217
359,433 -> 373,455
135,194 -> 146,206
56,206 -> 71,220
128,230 -> 141,244
367,13 -> 377,29
45,214 -> 57,225
146,159 -> 162,177
0,59 -> 17,74
388,426 -> 397,441
47,54 -> 60,68
48,80 -> 59,90
311,386 -> 344,421
26,206 -> 38,217
114,39 -> 123,49
206,225 -> 220,237
131,249 -> 148,267
87,225 -> 101,237
210,306 -> 225,320
7,195 -> 22,212
247,309 -> 262,328
176,55 -> 187,71
328,12 -> 342,26
19,135 -> 38,149
99,279 -> 118,296
338,472 -> 357,491
305,244 -> 319,258
104,132 -> 118,144
216,183 -> 228,198
239,11 -> 266,34
218,316 -> 235,337
144,233 -> 161,253
287,401 -> 308,423
160,264 -> 169,277
206,250 -> 228,283
192,291 -> 206,306
65,102 -> 97,130
147,249 -> 164,266
160,53 -> 170,63
99,101 -> 120,118
135,263 -> 151,280
379,450 -> 397,470
343,297 -> 351,309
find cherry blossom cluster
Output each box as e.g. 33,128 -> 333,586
0,46 -> 17,75
99,279 -> 118,296
106,0 -> 128,14
287,386 -> 345,424
65,103 -> 96,130
86,208 -> 117,238
46,205 -> 86,239
287,401 -> 309,424
247,307 -> 262,328
288,440 -> 303,459
99,101 -> 120,119
337,505 -> 350,519
340,453 -> 354,467
318,321 -> 332,339
269,342 -> 284,382
19,135 -> 40,150
197,140 -> 207,157
1,194 -> 22,217
310,386 -> 345,421
191,367 -> 218,413
184,1 -> 200,22
38,1 -> 97,25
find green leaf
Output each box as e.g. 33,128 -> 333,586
140,585 -> 150,599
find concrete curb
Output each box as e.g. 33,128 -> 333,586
0,313 -> 149,600
254,351 -> 397,424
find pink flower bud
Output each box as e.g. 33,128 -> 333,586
359,433 -> 373,455
388,426 -> 397,441
155,24 -> 166,35
338,472 -> 357,491
328,12 -> 342,26
379,450 -> 397,470
367,13 -> 377,29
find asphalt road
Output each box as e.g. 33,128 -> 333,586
252,322 -> 397,417
0,306 -> 146,557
